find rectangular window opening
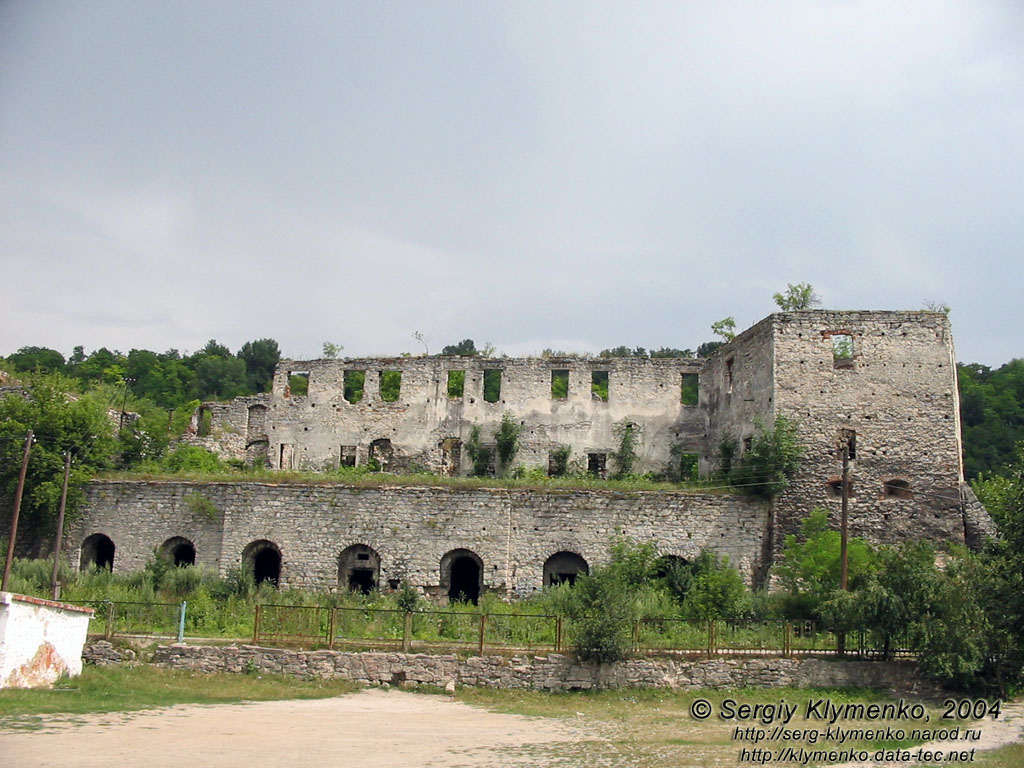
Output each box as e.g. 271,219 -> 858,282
548,446 -> 571,477
343,370 -> 365,403
483,369 -> 502,403
279,443 -> 296,470
551,369 -> 569,399
833,334 -> 854,369
725,359 -> 734,394
340,445 -> 357,467
678,453 -> 699,482
447,370 -> 465,398
839,428 -> 857,460
288,371 -> 310,397
379,370 -> 401,402
587,452 -> 607,478
681,373 -> 699,406
591,370 -> 609,402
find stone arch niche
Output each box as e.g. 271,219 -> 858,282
242,540 -> 282,587
161,536 -> 196,567
246,404 -> 268,442
80,533 -> 115,571
440,549 -> 483,604
338,544 -> 381,594
542,551 -> 589,587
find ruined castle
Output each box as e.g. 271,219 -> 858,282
72,310 -> 990,599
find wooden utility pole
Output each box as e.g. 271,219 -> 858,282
51,451 -> 72,600
837,442 -> 851,657
2,429 -> 34,592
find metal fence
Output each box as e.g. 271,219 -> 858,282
78,600 -> 911,659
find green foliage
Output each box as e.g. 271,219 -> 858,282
665,443 -> 699,483
343,370 -> 365,403
726,416 -> 803,498
464,426 -> 493,477
675,551 -> 750,621
711,317 -> 736,343
321,341 -> 343,359
379,370 -> 401,402
158,444 -> 226,474
5,346 -> 66,374
483,369 -> 501,402
550,370 -> 568,399
442,339 -> 478,356
772,282 -> 820,311
446,370 -> 465,398
548,445 -> 571,477
775,509 -> 875,619
395,582 -> 421,612
959,360 -> 1024,480
611,421 -> 639,478
494,413 -> 521,474
288,373 -> 309,397
591,370 -> 609,401
0,375 -> 117,551
237,338 -> 281,393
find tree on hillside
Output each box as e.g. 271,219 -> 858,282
238,338 -> 281,393
189,340 -> 247,400
441,339 -> 478,356
5,347 -> 66,374
773,282 -> 821,311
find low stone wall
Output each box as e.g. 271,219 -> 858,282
147,643 -> 933,694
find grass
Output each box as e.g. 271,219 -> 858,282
0,665 -> 357,730
965,743 -> 1024,767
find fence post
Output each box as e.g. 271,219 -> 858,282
104,601 -> 115,640
177,601 -> 187,643
555,616 -> 563,653
402,611 -> 413,653
707,620 -> 717,657
632,620 -> 641,652
253,604 -> 261,645
327,608 -> 336,650
784,621 -> 792,658
477,613 -> 487,656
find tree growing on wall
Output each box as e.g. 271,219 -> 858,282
772,282 -> 821,311
494,413 -> 521,475
711,317 -> 736,342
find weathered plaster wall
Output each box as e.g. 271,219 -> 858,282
0,592 -> 93,688
71,481 -> 770,592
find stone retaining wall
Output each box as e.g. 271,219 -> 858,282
144,643 -> 933,694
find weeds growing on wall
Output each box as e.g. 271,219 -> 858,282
494,413 -> 521,475
611,421 -> 639,478
723,416 -> 803,499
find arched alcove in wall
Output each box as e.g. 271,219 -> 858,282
542,551 -> 589,587
242,539 -> 282,586
338,544 -> 381,594
80,533 -> 115,571
440,548 -> 483,604
161,536 -> 196,567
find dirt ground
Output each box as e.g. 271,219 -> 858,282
1,689 -> 1022,768
0,688 -> 592,768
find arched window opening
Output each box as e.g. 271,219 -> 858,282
884,479 -> 913,499
543,551 -> 589,587
243,540 -> 282,587
80,533 -> 115,571
162,536 -> 196,567
338,544 -> 381,594
441,549 -> 483,605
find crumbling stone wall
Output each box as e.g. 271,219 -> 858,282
178,394 -> 271,465
269,356 -> 705,477
70,481 -> 769,592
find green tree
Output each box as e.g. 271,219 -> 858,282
611,421 -> 639,478
442,339 -> 478,356
237,338 -> 281,394
5,346 -> 66,374
674,551 -> 750,621
494,413 -> 521,475
727,416 -> 803,498
772,282 -> 820,311
0,374 -> 117,553
711,317 -> 736,343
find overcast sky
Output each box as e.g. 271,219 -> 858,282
1,1 -> 1022,366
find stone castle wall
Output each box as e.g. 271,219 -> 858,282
70,481 -> 769,593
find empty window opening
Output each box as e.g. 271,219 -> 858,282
826,477 -> 855,497
672,452 -> 699,482
725,359 -> 734,394
839,428 -> 857,459
279,443 -> 296,470
80,533 -> 115,571
440,437 -> 461,476
197,407 -> 212,437
246,404 -> 268,441
543,552 -> 589,587
588,452 -> 607,478
447,370 -> 465,398
591,370 -> 609,401
483,369 -> 502,403
287,371 -> 310,397
162,536 -> 196,567
369,438 -> 393,470
548,446 -> 571,477
681,373 -> 699,406
340,445 -> 357,467
742,436 -> 753,454
551,369 -> 569,399
442,549 -> 483,604
344,370 -> 365,403
338,544 -> 381,594
379,370 -> 401,402
832,334 -> 854,369
243,540 -> 281,587
884,479 -> 913,499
